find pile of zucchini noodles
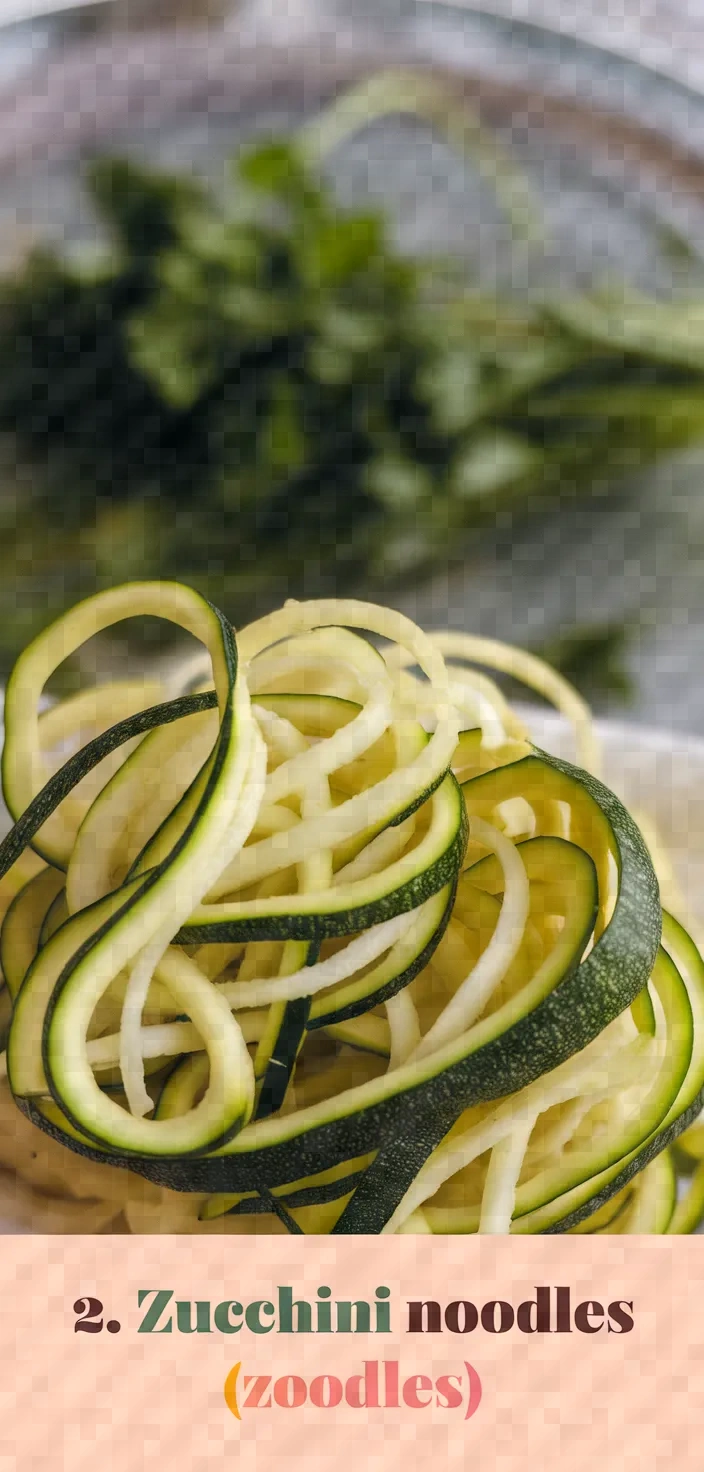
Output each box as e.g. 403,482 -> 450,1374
0,580 -> 702,1235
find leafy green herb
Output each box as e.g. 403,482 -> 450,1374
0,83 -> 702,678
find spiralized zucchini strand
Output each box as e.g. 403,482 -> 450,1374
412,815 -> 530,1058
85,1010 -> 268,1069
265,689 -> 392,805
118,725 -> 268,1118
478,1119 -> 536,1235
384,1023 -> 652,1233
2,581 -> 694,1236
385,631 -> 599,775
334,817 -> 415,885
252,704 -> 310,761
219,909 -> 414,1008
254,772 -> 334,1107
393,668 -> 510,750
386,988 -> 421,1071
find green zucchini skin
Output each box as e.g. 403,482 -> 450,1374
539,910 -> 704,1234
255,995 -> 312,1121
307,881 -> 456,1029
184,1083 -> 704,1233
13,1082 -> 446,1194
0,691 -> 217,876
246,934 -> 701,1236
3,718 -> 667,1249
332,749 -> 662,1233
175,772 -> 467,945
568,1187 -> 636,1235
0,682 -> 462,945
252,880 -> 457,1100
426,940 -> 696,1235
7,745 -> 661,1207
0,867 -> 65,1000
214,1169 -> 368,1220
387,769 -> 448,827
541,1088 -> 704,1235
10,600 -> 258,1159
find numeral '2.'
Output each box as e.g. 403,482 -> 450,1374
73,1298 -> 120,1333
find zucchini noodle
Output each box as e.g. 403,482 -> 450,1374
478,1120 -> 535,1235
386,988 -> 421,1072
0,581 -> 699,1234
384,630 -> 600,774
411,815 -> 530,1057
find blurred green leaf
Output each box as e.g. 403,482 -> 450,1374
315,304 -> 385,355
653,219 -> 704,274
236,140 -> 326,222
304,214 -> 385,286
127,299 -> 219,408
450,431 -> 541,501
87,156 -> 207,260
525,384 -> 704,444
364,453 -> 433,511
548,290 -> 704,373
416,347 -> 481,435
533,620 -> 638,703
1,73 -> 704,672
238,141 -> 312,194
261,379 -> 308,475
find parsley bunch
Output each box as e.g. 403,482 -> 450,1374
1,132 -> 703,680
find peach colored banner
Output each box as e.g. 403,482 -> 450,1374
1,1236 -> 702,1471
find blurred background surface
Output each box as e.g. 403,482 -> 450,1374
2,0 -> 704,734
